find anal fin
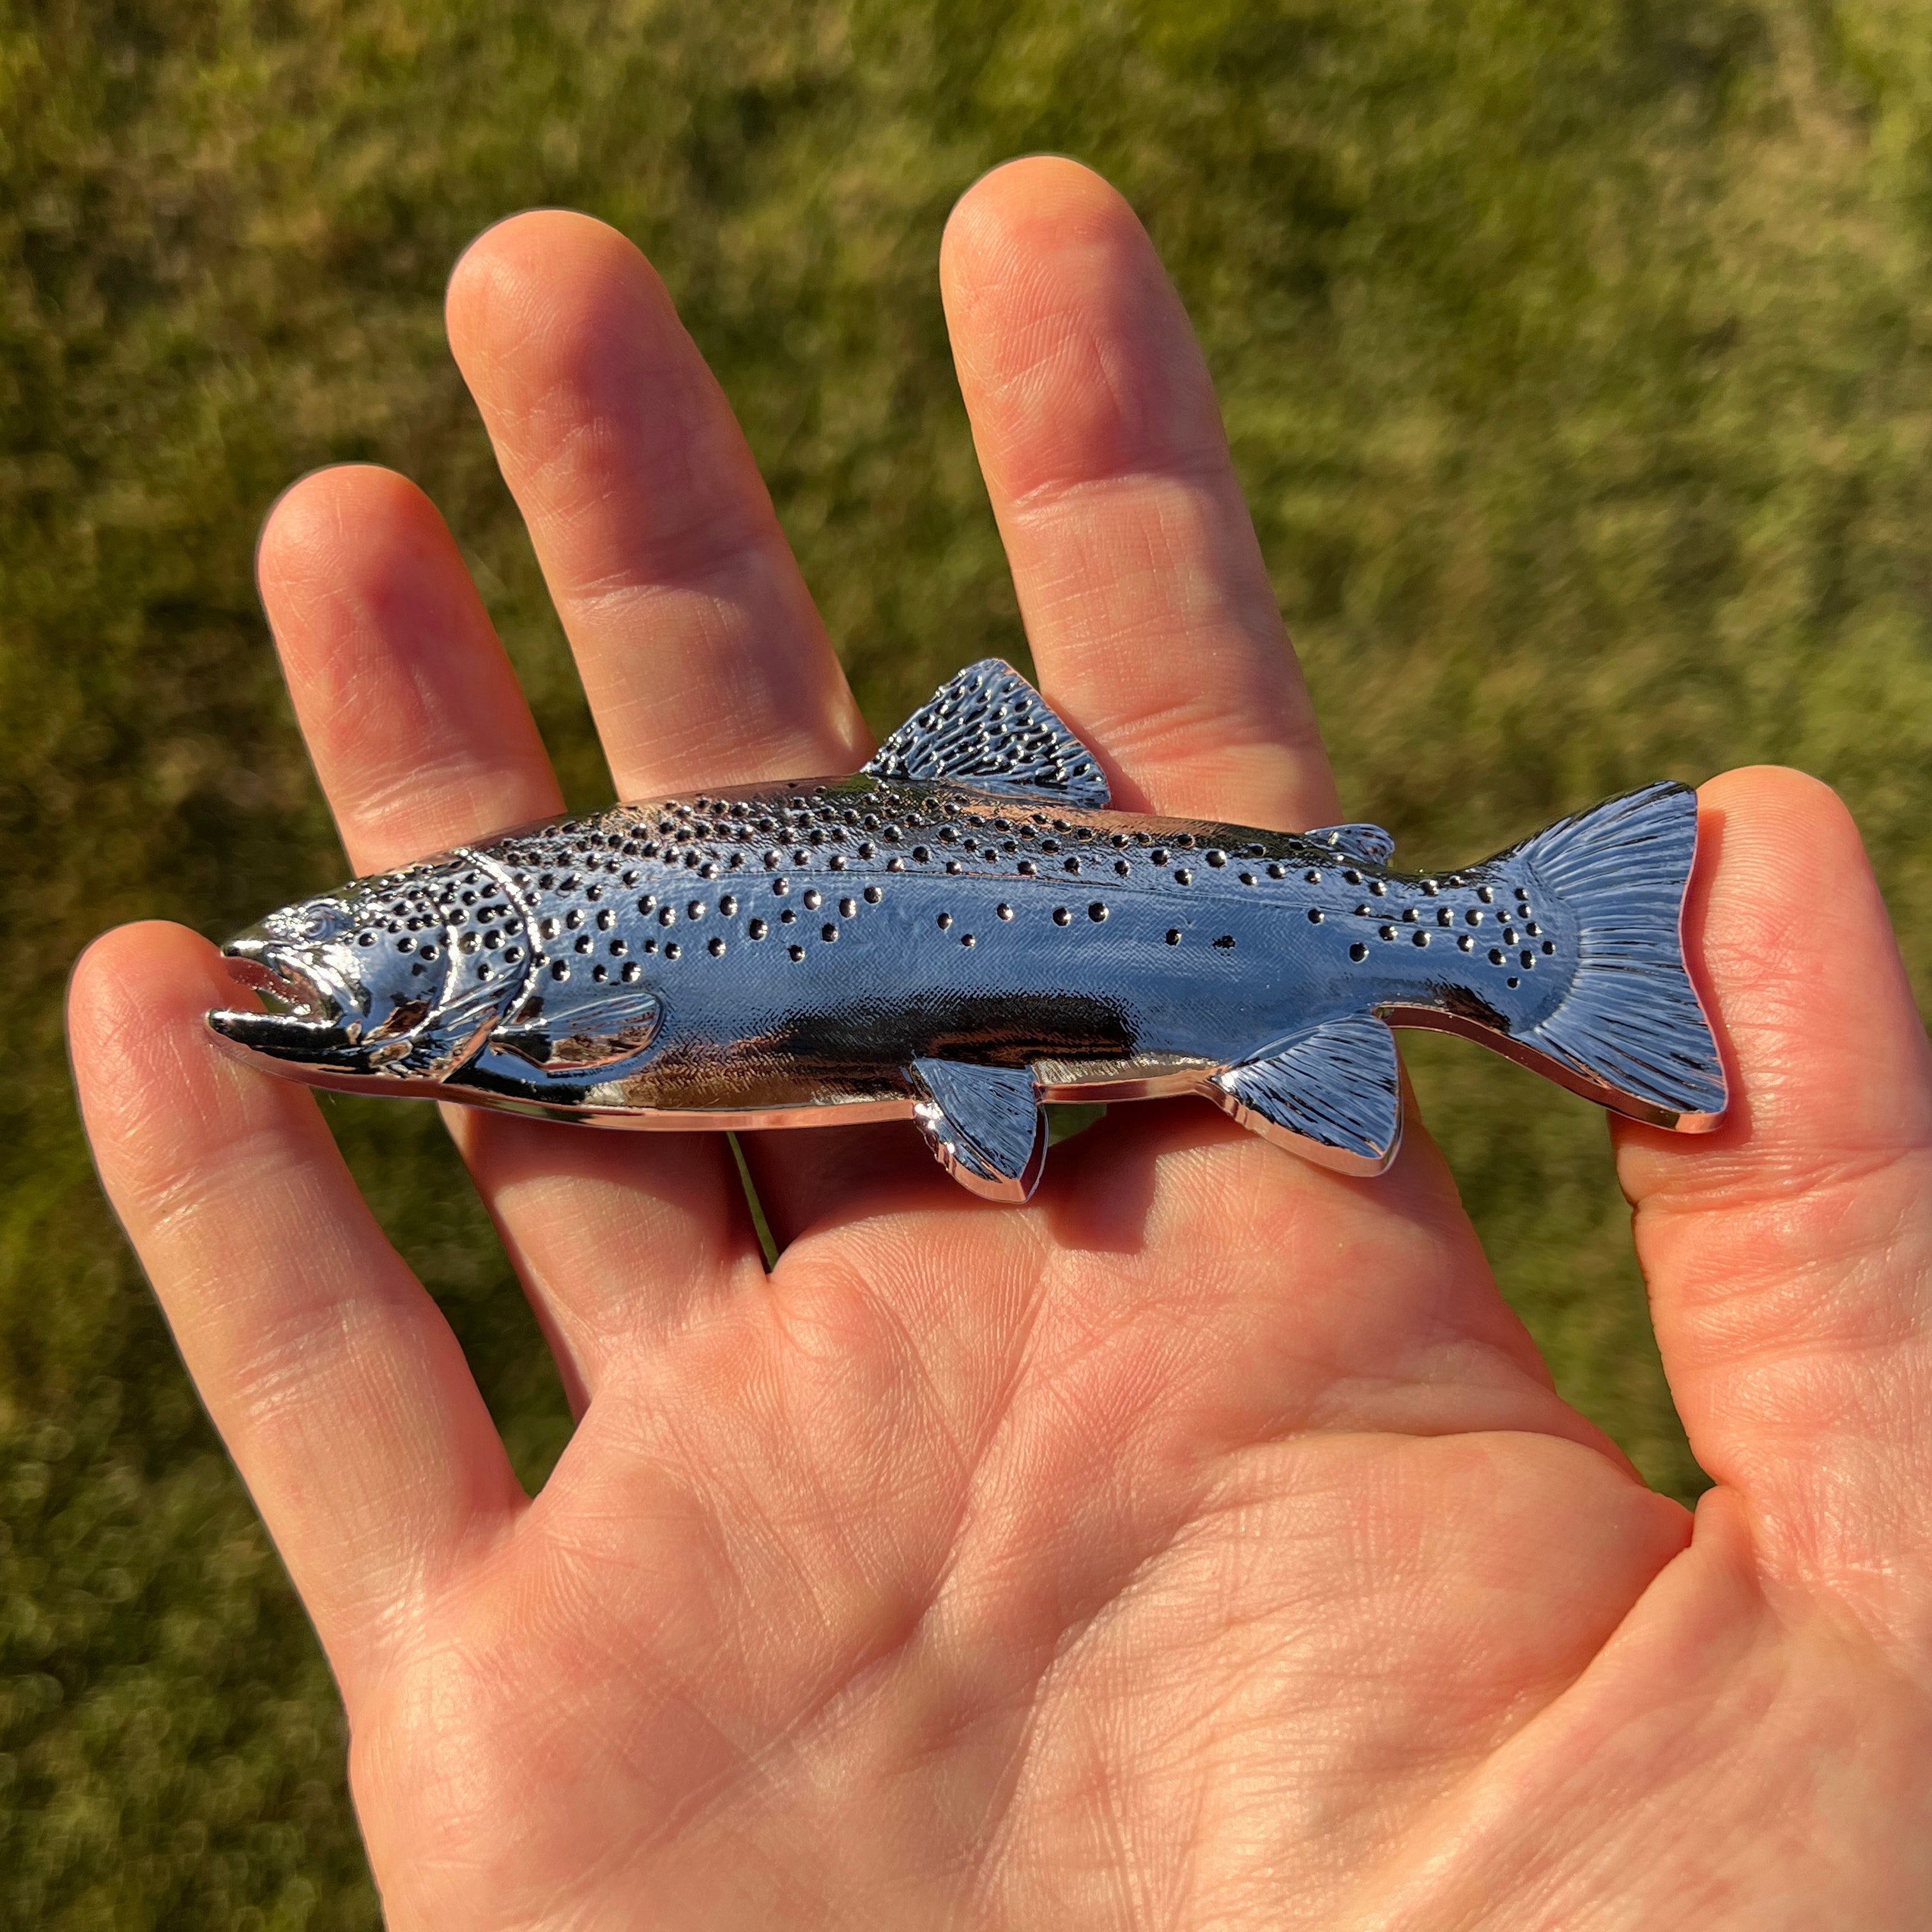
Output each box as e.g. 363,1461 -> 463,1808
910,1058 -> 1046,1203
1206,1013 -> 1402,1176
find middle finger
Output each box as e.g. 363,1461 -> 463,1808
443,210 -> 870,796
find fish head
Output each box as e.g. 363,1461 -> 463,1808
208,857 -> 530,1082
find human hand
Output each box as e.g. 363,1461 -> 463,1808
70,158 -> 1932,1928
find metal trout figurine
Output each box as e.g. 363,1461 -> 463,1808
209,661 -> 1726,1200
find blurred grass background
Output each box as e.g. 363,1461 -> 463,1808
3,0 -> 1930,1921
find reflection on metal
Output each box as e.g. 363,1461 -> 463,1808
208,659 -> 1727,1201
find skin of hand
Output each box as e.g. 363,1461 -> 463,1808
67,158 -> 1932,1930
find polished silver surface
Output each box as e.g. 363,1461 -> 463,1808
208,659 -> 1728,1202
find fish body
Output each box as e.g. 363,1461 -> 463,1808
211,661 -> 1726,1199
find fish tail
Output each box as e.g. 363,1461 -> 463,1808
1507,783 -> 1726,1128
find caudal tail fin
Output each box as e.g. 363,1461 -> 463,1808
1511,783 -> 1727,1128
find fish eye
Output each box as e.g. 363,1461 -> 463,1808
293,900 -> 349,940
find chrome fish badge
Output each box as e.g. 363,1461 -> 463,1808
209,660 -> 1726,1200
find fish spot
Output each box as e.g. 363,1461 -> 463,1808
748,917 -> 768,939
1214,935 -> 1236,949
997,903 -> 1013,920
1150,847 -> 1169,864
720,894 -> 737,916
912,846 -> 931,863
1489,947 -> 1506,965
565,910 -> 583,929
596,909 -> 615,930
687,900 -> 707,919
788,944 -> 805,961
961,933 -> 976,947
1466,908 -> 1482,924
360,932 -> 378,947
477,963 -> 492,980
1380,926 -> 1397,941
937,912 -> 953,930
1207,851 -> 1227,868
622,961 -> 642,982
1239,871 -> 1257,886
644,939 -> 657,954
1413,931 -> 1429,946
839,897 -> 857,917
550,961 -> 570,981
1166,929 -> 1183,945
1088,902 -> 1108,921
1174,868 -> 1193,885
1115,859 -> 1131,877
1053,907 -> 1071,926
1457,934 -> 1475,951
863,885 -> 882,905
1478,885 -> 1496,903
1349,942 -> 1368,961
574,935 -> 593,954
592,964 -> 608,982
709,937 -> 726,957
1542,940 -> 1556,954
1017,859 -> 1038,877
781,909 -> 796,924
665,942 -> 681,960
1521,949 -> 1535,967
1307,908 -> 1323,923
1506,975 -> 1520,987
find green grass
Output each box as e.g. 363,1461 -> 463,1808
4,0 -> 1931,1920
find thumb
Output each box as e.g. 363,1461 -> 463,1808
1618,767 -> 1932,1641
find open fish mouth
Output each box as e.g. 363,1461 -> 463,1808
209,941 -> 369,1057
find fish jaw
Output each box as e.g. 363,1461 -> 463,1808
206,854 -> 537,1082
209,936 -> 381,1067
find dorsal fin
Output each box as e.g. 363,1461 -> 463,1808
864,659 -> 1110,808
1304,822 -> 1395,867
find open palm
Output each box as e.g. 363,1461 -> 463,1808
71,160 -> 1932,1928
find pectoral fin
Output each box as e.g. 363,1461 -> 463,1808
489,988 -> 663,1071
1206,1013 -> 1403,1176
910,1058 -> 1047,1202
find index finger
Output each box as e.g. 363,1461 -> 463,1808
940,158 -> 1336,831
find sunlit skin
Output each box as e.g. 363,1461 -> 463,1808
69,160 -> 1932,1928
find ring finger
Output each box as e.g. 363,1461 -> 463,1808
254,463 -> 760,1404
